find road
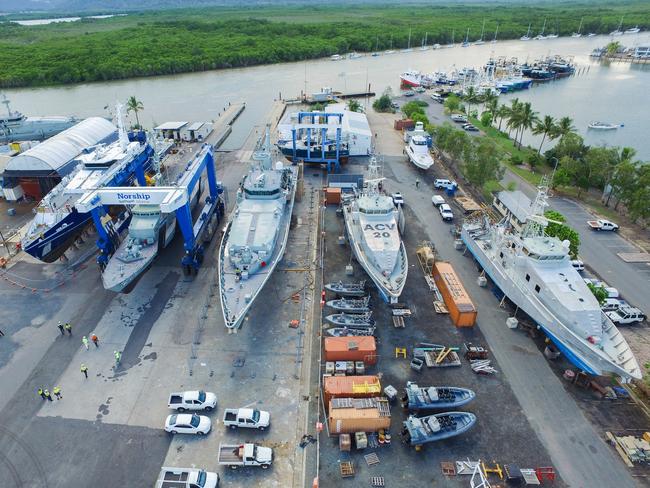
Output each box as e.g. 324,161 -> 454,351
368,107 -> 640,488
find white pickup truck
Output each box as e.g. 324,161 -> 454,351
218,443 -> 273,470
587,219 -> 619,231
156,467 -> 219,488
606,306 -> 646,325
168,391 -> 217,412
223,408 -> 271,430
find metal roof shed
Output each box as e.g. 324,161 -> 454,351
4,117 -> 117,178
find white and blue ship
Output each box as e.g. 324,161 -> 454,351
460,181 -> 641,381
21,126 -> 154,263
1,95 -> 78,144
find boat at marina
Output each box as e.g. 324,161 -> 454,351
399,70 -> 423,88
402,412 -> 477,446
330,54 -> 342,61
491,24 -> 499,44
588,121 -> 620,130
404,122 -> 434,170
610,16 -> 624,36
219,127 -> 297,329
520,23 -> 531,41
462,28 -> 470,47
342,157 -> 407,302
401,382 -> 476,411
624,26 -> 640,34
473,19 -> 486,45
101,179 -> 202,292
326,296 -> 371,313
0,94 -> 79,144
21,109 -> 154,263
460,180 -> 641,381
572,18 -> 584,38
324,280 -> 366,297
325,312 -> 375,327
325,326 -> 375,337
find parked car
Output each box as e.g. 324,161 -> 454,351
156,467 -> 219,488
606,306 -> 646,325
168,391 -> 217,412
601,298 -> 627,313
570,260 -> 585,272
414,86 -> 426,93
391,192 -> 404,206
404,90 -> 416,97
434,178 -> 457,190
450,114 -> 468,123
218,443 -> 273,469
462,124 -> 479,132
431,94 -> 444,103
431,195 -> 446,207
587,219 -> 619,231
223,408 -> 271,430
391,101 -> 400,109
165,414 -> 212,435
439,203 -> 454,221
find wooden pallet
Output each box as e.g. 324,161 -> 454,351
340,461 -> 355,477
364,452 -> 380,466
441,461 -> 456,476
433,300 -> 448,314
392,316 -> 405,328
370,477 -> 385,486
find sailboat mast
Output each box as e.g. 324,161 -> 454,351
408,28 -> 411,49
480,19 -> 485,40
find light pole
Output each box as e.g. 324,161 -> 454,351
549,156 -> 559,188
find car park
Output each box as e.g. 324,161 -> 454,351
439,203 -> 454,221
165,413 -> 212,435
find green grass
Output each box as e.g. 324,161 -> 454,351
470,116 -> 545,186
1,1 -> 650,87
482,180 -> 504,201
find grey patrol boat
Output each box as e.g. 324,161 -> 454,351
0,94 -> 78,143
218,127 -> 297,329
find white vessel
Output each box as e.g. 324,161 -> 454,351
588,121 -> 620,130
404,122 -> 434,170
521,23 -> 532,41
624,26 -> 640,34
218,127 -> 297,329
343,157 -> 408,302
461,180 -> 641,381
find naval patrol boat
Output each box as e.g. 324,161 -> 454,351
461,179 -> 641,380
218,127 -> 297,329
342,157 -> 408,302
21,107 -> 154,262
1,94 -> 78,143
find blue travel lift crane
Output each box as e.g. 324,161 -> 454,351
76,144 -> 224,277
291,111 -> 344,172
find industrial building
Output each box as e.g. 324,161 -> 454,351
493,190 -> 533,233
325,103 -> 372,157
2,117 -> 117,200
153,122 -> 188,141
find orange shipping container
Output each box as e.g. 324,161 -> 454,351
432,261 -> 477,327
328,397 -> 391,434
325,187 -> 341,204
324,336 -> 377,365
323,375 -> 382,408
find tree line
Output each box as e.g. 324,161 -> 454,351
1,1 -> 649,87
444,91 -> 649,222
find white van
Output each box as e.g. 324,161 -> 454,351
434,179 -> 457,190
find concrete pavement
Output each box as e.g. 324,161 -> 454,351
367,108 -> 640,487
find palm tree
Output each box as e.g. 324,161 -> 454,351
126,96 -> 144,129
485,97 -> 499,125
532,115 -> 556,154
495,104 -> 510,131
347,99 -> 361,112
505,98 -> 522,138
482,90 -> 498,113
555,116 -> 576,139
463,86 -> 480,117
517,102 -> 538,149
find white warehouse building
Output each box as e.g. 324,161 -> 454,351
325,103 -> 372,157
277,103 -> 373,158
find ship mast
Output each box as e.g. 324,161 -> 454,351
115,102 -> 129,151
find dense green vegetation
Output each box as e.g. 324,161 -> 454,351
544,210 -> 580,258
0,1 -> 649,87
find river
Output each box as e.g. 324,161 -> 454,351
3,33 -> 649,158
